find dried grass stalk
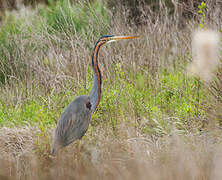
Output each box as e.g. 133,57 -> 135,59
188,29 -> 220,82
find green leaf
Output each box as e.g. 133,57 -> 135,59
201,2 -> 206,8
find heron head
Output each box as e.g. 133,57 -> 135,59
99,35 -> 139,44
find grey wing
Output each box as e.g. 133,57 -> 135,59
55,102 -> 91,147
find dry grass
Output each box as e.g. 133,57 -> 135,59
188,29 -> 220,82
1,125 -> 222,179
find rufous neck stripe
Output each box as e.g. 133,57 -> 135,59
93,40 -> 104,108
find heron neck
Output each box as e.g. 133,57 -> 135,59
89,41 -> 104,113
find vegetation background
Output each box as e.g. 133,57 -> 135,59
0,0 -> 221,179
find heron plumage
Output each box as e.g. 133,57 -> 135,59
51,35 -> 139,155
51,95 -> 91,154
89,39 -> 105,113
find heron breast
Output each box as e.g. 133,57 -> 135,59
86,101 -> 92,110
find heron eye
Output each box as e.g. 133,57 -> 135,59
86,102 -> 91,110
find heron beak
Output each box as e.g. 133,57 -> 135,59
108,35 -> 140,43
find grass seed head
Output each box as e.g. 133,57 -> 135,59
188,29 -> 220,82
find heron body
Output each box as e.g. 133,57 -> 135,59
51,96 -> 91,154
51,35 -> 139,155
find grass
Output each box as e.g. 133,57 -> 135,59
39,0 -> 109,36
0,64 -> 208,134
0,0 -> 221,179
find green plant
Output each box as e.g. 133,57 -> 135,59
198,1 -> 206,29
39,0 -> 110,37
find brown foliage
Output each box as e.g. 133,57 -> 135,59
108,0 -> 201,26
1,126 -> 222,179
0,0 -> 48,10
